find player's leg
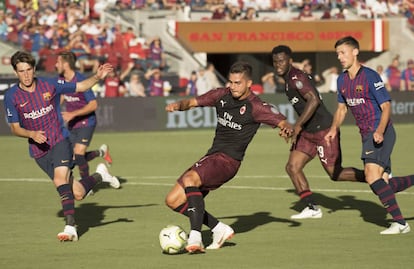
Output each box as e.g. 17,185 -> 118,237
364,128 -> 410,234
388,174 -> 414,193
318,131 -> 365,182
286,133 -> 322,219
74,143 -> 89,178
53,166 -> 79,241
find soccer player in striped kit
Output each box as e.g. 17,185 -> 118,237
4,51 -> 119,241
326,36 -> 411,234
165,62 -> 293,253
56,51 -> 116,186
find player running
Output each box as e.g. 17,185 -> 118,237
164,61 -> 293,253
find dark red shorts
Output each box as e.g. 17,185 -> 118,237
177,152 -> 241,192
292,128 -> 342,169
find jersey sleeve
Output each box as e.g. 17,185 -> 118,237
294,71 -> 315,96
4,89 -> 19,123
196,88 -> 228,107
47,77 -> 77,95
367,69 -> 391,105
251,98 -> 287,128
336,74 -> 345,104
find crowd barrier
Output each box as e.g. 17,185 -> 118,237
1,92 -> 413,136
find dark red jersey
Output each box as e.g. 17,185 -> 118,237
284,66 -> 332,133
196,88 -> 286,161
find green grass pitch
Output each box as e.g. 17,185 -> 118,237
0,124 -> 413,269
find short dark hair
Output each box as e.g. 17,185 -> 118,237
58,51 -> 77,70
271,45 -> 292,57
229,61 -> 253,80
334,36 -> 360,50
11,51 -> 36,71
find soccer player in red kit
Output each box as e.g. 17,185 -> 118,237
165,61 -> 293,253
271,45 -> 365,219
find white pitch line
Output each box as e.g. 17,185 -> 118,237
1,176 -> 414,195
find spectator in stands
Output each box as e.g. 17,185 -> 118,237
376,64 -> 390,91
400,59 -> 414,91
320,6 -> 332,19
371,0 -> 390,18
385,56 -> 402,91
190,0 -> 208,11
195,66 -> 212,95
128,36 -> 148,71
261,71 -> 277,94
355,0 -> 372,18
211,5 -> 227,19
148,36 -> 167,71
387,0 -> 401,16
102,67 -> 129,97
227,4 -> 242,20
122,62 -> 147,97
205,62 -> 222,88
186,70 -> 198,96
145,68 -> 165,96
297,4 -> 316,21
333,7 -> 346,19
0,13 -> 8,41
327,66 -> 339,93
302,59 -> 324,87
68,32 -> 99,73
275,3 -> 293,21
31,25 -> 50,66
241,7 -> 258,20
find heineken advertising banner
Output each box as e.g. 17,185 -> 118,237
1,92 -> 413,135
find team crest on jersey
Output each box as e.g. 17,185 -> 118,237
295,81 -> 303,89
240,104 -> 246,115
355,85 -> 363,92
43,92 -> 51,101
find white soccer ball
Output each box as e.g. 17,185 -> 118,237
159,225 -> 188,254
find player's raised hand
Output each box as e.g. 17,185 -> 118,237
96,63 -> 113,80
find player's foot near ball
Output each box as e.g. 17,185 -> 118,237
206,222 -> 234,250
57,225 -> 78,242
186,230 -> 205,254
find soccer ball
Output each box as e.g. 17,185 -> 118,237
159,225 -> 188,254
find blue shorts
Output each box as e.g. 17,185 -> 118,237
69,126 -> 95,147
35,139 -> 74,180
361,125 -> 395,174
177,152 -> 241,192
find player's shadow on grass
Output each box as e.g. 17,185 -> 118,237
220,211 -> 301,233
57,202 -> 157,238
288,190 -> 389,227
202,212 -> 300,249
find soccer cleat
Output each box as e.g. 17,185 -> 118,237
206,223 -> 234,250
96,163 -> 120,189
57,225 -> 78,242
186,230 -> 205,254
186,241 -> 205,254
380,222 -> 411,235
99,144 -> 113,166
290,206 -> 322,219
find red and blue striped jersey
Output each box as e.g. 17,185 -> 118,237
4,77 -> 76,158
61,72 -> 97,130
337,66 -> 392,138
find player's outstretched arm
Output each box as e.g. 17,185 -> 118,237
165,98 -> 198,112
75,63 -> 113,93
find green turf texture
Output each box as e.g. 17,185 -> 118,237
0,124 -> 413,269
